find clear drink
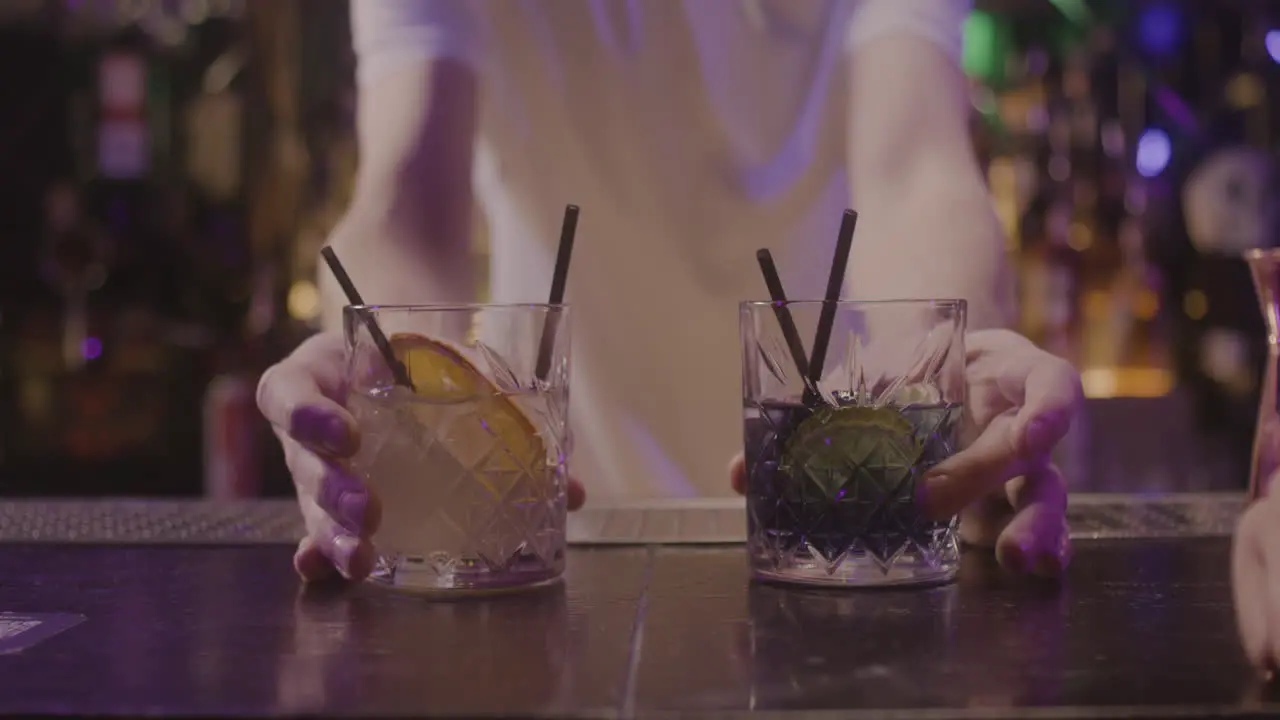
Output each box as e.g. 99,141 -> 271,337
350,387 -> 566,592
344,304 -> 570,596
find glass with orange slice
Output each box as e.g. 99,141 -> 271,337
343,303 -> 571,596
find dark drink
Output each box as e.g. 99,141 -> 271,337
744,398 -> 963,587
740,297 -> 967,588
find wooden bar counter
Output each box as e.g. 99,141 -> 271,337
0,496 -> 1275,719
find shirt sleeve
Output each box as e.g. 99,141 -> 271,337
350,0 -> 482,89
844,0 -> 971,65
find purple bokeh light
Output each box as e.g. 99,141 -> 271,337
1266,30 -> 1280,64
81,337 -> 103,360
1135,129 -> 1171,178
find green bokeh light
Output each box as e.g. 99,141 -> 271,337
962,11 -> 1013,85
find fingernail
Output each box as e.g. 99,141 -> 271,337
294,542 -> 336,582
1002,542 -> 1029,574
323,414 -> 353,454
292,406 -> 349,454
915,475 -> 947,521
1032,551 -> 1061,578
1024,418 -> 1054,454
331,534 -> 360,579
338,491 -> 367,531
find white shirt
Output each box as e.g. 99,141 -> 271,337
350,0 -> 969,500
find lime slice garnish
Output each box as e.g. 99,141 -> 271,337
779,405 -> 924,500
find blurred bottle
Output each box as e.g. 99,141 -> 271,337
1150,121 -> 1278,482
202,253 -> 275,500
1019,46 -> 1083,359
1245,248 -> 1280,502
40,181 -> 112,373
202,359 -> 260,499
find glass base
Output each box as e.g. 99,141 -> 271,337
749,548 -> 959,589
752,558 -> 957,586
368,552 -> 564,599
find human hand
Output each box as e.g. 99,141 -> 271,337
258,331 -> 586,583
920,329 -> 1080,578
1232,485 -> 1280,674
729,329 -> 1081,578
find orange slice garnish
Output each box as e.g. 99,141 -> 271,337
390,332 -> 486,402
388,333 -> 550,494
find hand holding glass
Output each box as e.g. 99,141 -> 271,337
741,299 -> 967,588
344,303 -> 571,596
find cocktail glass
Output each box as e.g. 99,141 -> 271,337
741,299 -> 966,588
343,303 -> 571,596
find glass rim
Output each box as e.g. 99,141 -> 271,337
739,298 -> 966,310
344,302 -> 569,313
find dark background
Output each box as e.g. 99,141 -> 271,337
0,0 -> 1276,498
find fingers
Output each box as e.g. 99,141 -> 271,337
1264,539 -> 1280,673
954,464 -> 1070,579
262,334 -> 378,583
1235,502 -> 1269,668
729,454 -> 746,496
919,353 -> 1080,520
567,476 -> 587,511
293,535 -> 338,583
281,434 -> 382,537
973,337 -> 1080,458
265,376 -> 359,457
1010,353 -> 1083,458
918,412 -> 1022,519
1234,497 -> 1280,671
257,333 -> 360,458
992,465 -> 1070,579
956,491 -> 1014,549
293,498 -> 378,582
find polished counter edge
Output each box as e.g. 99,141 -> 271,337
0,493 -> 1245,545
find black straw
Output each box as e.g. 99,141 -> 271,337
754,249 -> 812,391
319,247 -> 415,390
807,209 -> 858,393
535,204 -> 579,382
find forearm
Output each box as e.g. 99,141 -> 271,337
317,58 -> 480,332
844,32 -> 1014,331
318,196 -> 477,333
845,173 -> 1014,331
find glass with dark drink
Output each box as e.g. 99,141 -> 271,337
740,298 -> 967,588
